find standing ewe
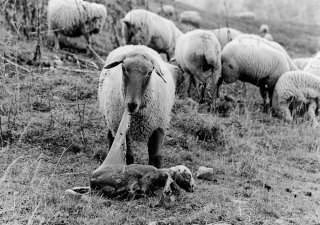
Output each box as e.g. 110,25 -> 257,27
179,11 -> 202,29
174,29 -> 221,108
47,0 -> 107,50
220,39 -> 291,108
272,71 -> 320,127
211,27 -> 243,48
121,9 -> 183,61
234,34 -> 298,71
97,45 -> 175,169
259,24 -> 273,41
303,52 -> 320,76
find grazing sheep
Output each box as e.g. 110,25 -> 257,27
234,34 -> 298,71
272,71 -> 320,127
121,9 -> 183,61
303,52 -> 320,76
98,45 -> 175,168
157,4 -> 175,18
259,24 -> 273,41
47,0 -> 107,50
211,27 -> 243,48
179,11 -> 202,28
236,11 -> 256,20
293,57 -> 313,70
220,39 -> 291,108
174,29 -> 221,108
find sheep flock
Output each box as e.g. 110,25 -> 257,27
3,0 -> 320,206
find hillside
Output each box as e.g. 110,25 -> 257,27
1,0 -> 320,225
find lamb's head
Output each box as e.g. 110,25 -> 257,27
121,19 -> 148,45
168,165 -> 195,192
221,55 -> 240,84
105,51 -> 166,114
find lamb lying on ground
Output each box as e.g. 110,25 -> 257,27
47,0 -> 107,50
272,71 -> 320,127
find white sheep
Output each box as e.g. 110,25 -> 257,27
259,24 -> 273,41
303,52 -> 320,76
220,38 -> 291,108
293,57 -> 313,70
157,4 -> 175,18
98,45 -> 175,168
211,27 -> 243,48
234,34 -> 298,71
121,9 -> 183,61
236,11 -> 256,20
272,71 -> 320,127
47,0 -> 107,50
179,11 -> 202,28
174,29 -> 221,108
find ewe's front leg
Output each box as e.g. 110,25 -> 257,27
308,101 -> 319,128
126,136 -> 134,165
259,86 -> 268,112
148,128 -> 165,168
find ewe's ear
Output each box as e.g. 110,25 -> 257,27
153,61 -> 167,83
104,61 -> 123,69
104,54 -> 127,69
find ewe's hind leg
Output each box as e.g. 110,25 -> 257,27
148,128 -> 165,168
259,87 -> 268,112
308,101 -> 319,128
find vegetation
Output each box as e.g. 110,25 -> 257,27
1,0 -> 320,224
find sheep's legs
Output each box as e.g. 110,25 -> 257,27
260,87 -> 268,112
280,104 -> 293,123
53,32 -> 60,50
308,101 -> 319,128
148,128 -> 165,168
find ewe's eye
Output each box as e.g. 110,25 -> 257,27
148,71 -> 153,76
229,64 -> 233,69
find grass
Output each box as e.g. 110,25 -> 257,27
1,0 -> 320,224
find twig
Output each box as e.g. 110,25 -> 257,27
1,56 -> 31,72
56,66 -> 100,74
87,45 -> 105,67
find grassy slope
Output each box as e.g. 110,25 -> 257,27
1,0 -> 320,224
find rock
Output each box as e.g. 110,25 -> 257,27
196,166 -> 214,181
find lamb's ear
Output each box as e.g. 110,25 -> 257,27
152,60 -> 167,83
104,54 -> 126,69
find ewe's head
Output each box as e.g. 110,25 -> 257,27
121,19 -> 148,45
221,53 -> 240,84
105,51 -> 166,114
169,165 -> 195,192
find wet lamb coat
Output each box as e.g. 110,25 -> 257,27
221,39 -> 291,105
121,9 -> 183,60
48,0 -> 107,37
211,27 -> 243,48
272,71 -> 320,127
98,45 -> 175,142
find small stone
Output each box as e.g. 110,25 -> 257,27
196,166 -> 214,181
